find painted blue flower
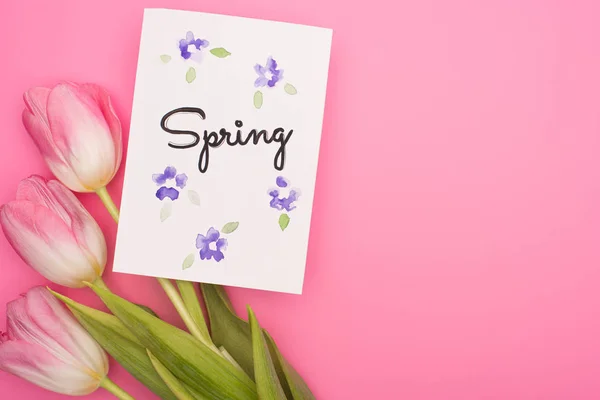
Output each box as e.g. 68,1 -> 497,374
254,56 -> 284,88
196,227 -> 228,262
179,31 -> 209,62
268,176 -> 300,212
153,166 -> 187,201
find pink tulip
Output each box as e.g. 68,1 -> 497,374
0,176 -> 107,288
0,286 -> 108,395
22,82 -> 122,192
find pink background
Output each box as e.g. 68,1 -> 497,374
1,0 -> 600,399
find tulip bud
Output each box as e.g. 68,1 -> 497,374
0,175 -> 107,288
22,82 -> 122,192
0,286 -> 109,395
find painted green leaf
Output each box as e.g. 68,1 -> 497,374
249,307 -> 287,400
186,67 -> 197,83
278,214 -> 290,231
87,284 -> 257,400
201,284 -> 316,399
49,290 -> 178,400
222,222 -> 239,234
160,54 -> 172,63
188,190 -> 201,206
254,91 -> 263,109
160,202 -> 172,222
182,253 -> 195,270
284,83 -> 297,95
210,48 -> 231,58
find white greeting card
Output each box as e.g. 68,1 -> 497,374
113,9 -> 332,294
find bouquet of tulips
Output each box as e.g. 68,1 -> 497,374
0,82 -> 314,399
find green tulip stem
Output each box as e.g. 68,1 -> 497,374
157,278 -> 220,354
93,276 -> 109,291
99,377 -> 135,400
96,186 -> 120,223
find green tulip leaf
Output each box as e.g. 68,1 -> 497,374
210,48 -> 232,58
254,91 -> 263,109
265,332 -> 315,399
87,284 -> 257,400
49,290 -> 178,400
284,83 -> 297,95
278,214 -> 290,231
222,222 -> 239,234
201,284 -> 316,399
201,284 -> 255,377
135,303 -> 160,319
248,307 -> 287,400
160,54 -> 172,63
182,253 -> 195,270
148,350 -> 197,400
186,67 -> 197,83
176,280 -> 211,345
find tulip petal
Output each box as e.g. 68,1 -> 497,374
22,88 -> 58,161
16,175 -> 71,225
47,82 -> 117,190
22,89 -> 86,192
0,201 -> 99,287
79,83 -> 122,174
47,180 -> 107,273
49,290 -> 179,400
0,340 -> 100,395
6,293 -> 75,362
22,288 -> 108,377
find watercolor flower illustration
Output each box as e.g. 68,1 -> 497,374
196,227 -> 228,262
160,31 -> 232,84
178,31 -> 210,62
254,56 -> 284,88
182,221 -> 240,269
152,165 -> 200,222
268,176 -> 300,231
152,166 -> 188,201
253,56 -> 298,109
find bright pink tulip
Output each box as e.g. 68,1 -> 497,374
22,82 -> 122,192
0,176 -> 107,288
0,286 -> 108,395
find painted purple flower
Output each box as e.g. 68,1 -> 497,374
156,186 -> 179,201
254,56 -> 284,88
152,166 -> 177,185
275,176 -> 289,187
153,166 -> 188,201
175,173 -> 188,189
179,31 -> 209,62
268,176 -> 300,212
196,227 -> 227,262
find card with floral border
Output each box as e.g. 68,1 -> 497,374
113,8 -> 332,294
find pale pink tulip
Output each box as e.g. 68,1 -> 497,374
0,176 -> 107,288
0,286 -> 109,395
22,82 -> 122,192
